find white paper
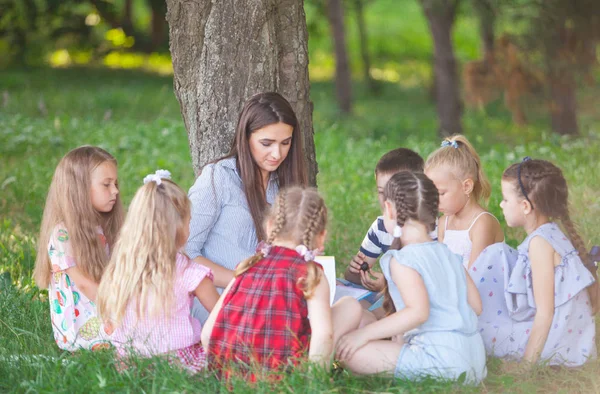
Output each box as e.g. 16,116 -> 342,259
314,256 -> 336,305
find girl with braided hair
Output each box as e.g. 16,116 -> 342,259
202,187 -> 355,377
477,158 -> 597,366
336,172 -> 487,384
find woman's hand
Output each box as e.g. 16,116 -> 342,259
336,328 -> 370,362
360,270 -> 385,292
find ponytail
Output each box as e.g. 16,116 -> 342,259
425,134 -> 491,205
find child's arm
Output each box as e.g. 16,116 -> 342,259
465,267 -> 482,315
65,266 -> 98,301
306,273 -> 334,369
201,279 -> 234,349
522,236 -> 556,364
337,258 -> 429,361
194,277 -> 220,312
192,256 -> 234,288
468,214 -> 503,268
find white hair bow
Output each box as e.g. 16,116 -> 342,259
143,169 -> 172,185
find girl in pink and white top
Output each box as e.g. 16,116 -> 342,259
34,146 -> 124,351
97,171 -> 219,373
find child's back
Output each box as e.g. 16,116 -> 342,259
202,186 -> 335,375
110,253 -> 212,358
208,246 -> 313,370
382,242 -> 479,334
381,242 -> 487,383
98,172 -> 219,373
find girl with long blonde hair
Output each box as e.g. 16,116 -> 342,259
34,145 -> 124,351
424,135 -> 504,269
97,171 -> 219,373
202,186 -> 356,376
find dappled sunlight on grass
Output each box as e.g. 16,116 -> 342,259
1,68 -> 599,392
48,49 -> 174,76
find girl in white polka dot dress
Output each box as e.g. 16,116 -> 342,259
477,158 -> 598,366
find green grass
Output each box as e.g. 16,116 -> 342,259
1,67 -> 600,392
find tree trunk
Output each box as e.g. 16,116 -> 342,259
472,0 -> 495,63
166,0 -> 318,185
122,0 -> 134,37
148,0 -> 167,51
548,71 -> 578,135
544,21 -> 579,135
353,0 -> 377,93
421,0 -> 463,136
327,0 -> 353,113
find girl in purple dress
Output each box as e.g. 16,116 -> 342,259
477,158 -> 598,366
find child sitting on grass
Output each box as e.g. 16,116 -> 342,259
424,135 -> 504,270
202,187 -> 356,377
344,148 -> 427,292
97,171 -> 219,373
478,158 -> 598,366
336,171 -> 486,383
34,146 -> 124,351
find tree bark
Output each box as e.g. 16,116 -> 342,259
166,0 -> 318,185
472,0 -> 495,63
148,0 -> 167,51
421,0 -> 463,136
548,70 -> 578,135
353,0 -> 377,93
544,20 -> 579,135
327,0 -> 353,113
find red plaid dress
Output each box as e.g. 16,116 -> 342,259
208,246 -> 318,374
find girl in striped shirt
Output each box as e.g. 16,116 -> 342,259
97,170 -> 219,373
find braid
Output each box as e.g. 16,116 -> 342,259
267,189 -> 287,244
380,172 -> 440,317
505,160 -> 598,313
302,202 -> 323,250
561,214 -> 599,312
235,189 -> 288,277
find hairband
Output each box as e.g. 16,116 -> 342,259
295,244 -> 322,262
517,157 -> 533,209
143,169 -> 172,185
441,140 -> 459,149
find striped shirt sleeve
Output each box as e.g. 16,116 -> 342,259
359,218 -> 387,259
185,164 -> 223,260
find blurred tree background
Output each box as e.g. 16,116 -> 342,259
2,0 -> 598,136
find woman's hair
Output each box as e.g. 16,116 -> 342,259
424,134 -> 491,204
34,146 -> 124,288
215,92 -> 308,241
381,171 -> 439,315
502,159 -> 598,309
235,186 -> 327,299
97,179 -> 191,324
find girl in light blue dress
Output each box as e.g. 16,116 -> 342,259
476,158 -> 597,366
336,171 -> 487,384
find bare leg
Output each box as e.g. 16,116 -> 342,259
358,309 -> 377,328
341,340 -> 404,375
331,296 -> 363,345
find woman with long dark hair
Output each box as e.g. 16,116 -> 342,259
186,92 -> 308,322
